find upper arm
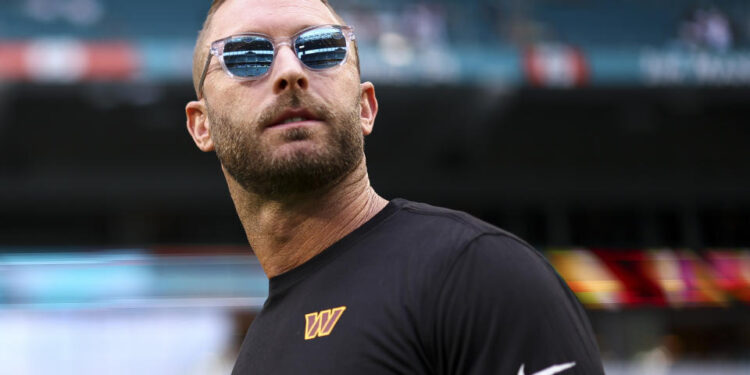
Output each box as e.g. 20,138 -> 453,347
429,234 -> 604,375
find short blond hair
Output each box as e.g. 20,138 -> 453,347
191,0 -> 358,97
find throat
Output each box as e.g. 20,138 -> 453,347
227,160 -> 387,279
251,218 -> 343,278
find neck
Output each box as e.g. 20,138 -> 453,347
224,159 -> 388,278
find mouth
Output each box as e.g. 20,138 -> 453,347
266,108 -> 322,130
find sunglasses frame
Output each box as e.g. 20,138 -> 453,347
197,24 -> 355,98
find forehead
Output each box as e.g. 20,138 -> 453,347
209,0 -> 340,40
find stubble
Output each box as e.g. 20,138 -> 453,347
207,93 -> 363,199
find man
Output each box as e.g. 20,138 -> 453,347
185,0 -> 605,374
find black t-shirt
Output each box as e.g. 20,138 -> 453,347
232,199 -> 604,375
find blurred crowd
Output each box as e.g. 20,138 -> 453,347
678,6 -> 734,52
22,0 -> 104,26
5,0 -> 750,52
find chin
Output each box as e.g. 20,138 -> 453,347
269,140 -> 327,163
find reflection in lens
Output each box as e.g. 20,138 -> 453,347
223,36 -> 274,77
295,27 -> 347,69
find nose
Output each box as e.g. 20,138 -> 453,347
271,44 -> 309,93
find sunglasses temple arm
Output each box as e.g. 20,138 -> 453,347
197,53 -> 214,99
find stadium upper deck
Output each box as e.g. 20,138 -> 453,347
2,0 -> 750,85
3,0 -> 748,45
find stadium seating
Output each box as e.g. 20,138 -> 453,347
1,0 -> 748,48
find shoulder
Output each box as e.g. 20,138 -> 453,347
379,199 -> 551,288
389,198 -> 532,247
380,201 -> 602,373
385,199 -> 568,300
442,233 -> 566,300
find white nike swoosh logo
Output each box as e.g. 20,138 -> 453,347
517,362 -> 576,375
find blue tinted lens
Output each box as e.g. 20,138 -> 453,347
222,36 -> 274,77
295,27 -> 348,69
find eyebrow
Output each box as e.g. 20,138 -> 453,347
222,23 -> 319,39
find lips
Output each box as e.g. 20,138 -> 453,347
266,108 -> 321,129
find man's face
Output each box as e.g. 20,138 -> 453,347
196,0 -> 371,198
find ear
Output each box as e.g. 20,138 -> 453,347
359,82 -> 378,136
186,99 -> 215,152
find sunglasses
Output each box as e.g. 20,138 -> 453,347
197,24 -> 356,98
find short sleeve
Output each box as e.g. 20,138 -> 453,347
430,234 -> 605,375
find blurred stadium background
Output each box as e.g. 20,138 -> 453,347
1,0 -> 749,373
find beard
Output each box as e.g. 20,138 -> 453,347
206,92 -> 364,199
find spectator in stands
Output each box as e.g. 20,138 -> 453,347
679,6 -> 733,52
23,0 -> 103,26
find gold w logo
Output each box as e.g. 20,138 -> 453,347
304,306 -> 346,340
